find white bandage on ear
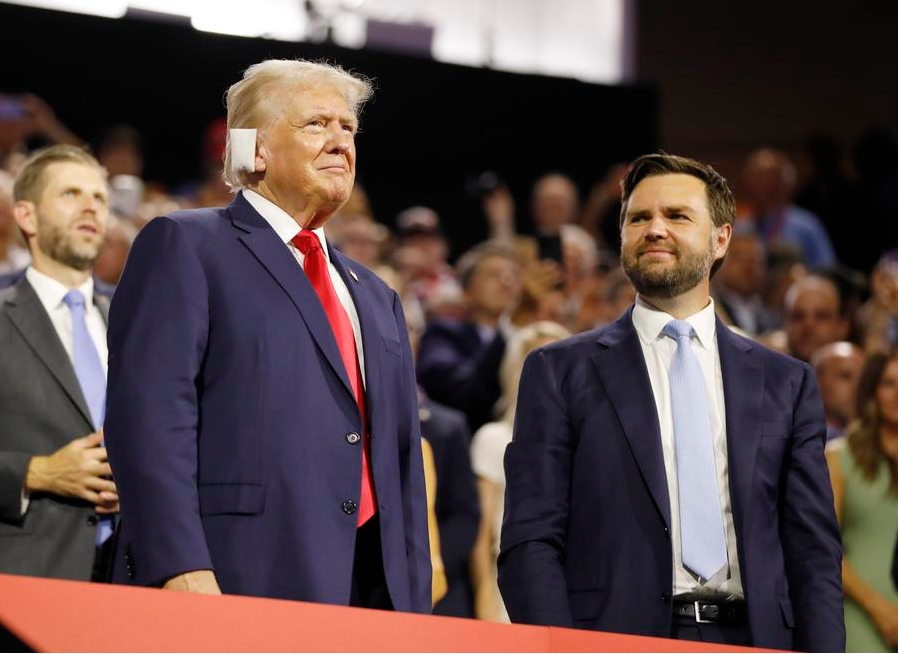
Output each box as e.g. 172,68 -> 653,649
229,128 -> 257,174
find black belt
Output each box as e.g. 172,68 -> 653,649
673,599 -> 747,626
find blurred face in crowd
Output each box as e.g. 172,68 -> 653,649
17,161 -> 109,271
466,253 -> 521,321
876,358 -> 898,427
256,84 -> 357,228
531,174 -> 578,234
621,173 -> 729,301
814,343 -> 864,427
784,281 -> 848,362
715,232 -> 766,297
742,149 -> 794,213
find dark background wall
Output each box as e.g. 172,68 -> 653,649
0,3 -> 657,258
637,0 -> 898,191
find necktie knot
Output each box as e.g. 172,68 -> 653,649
292,230 -> 322,256
63,289 -> 86,310
663,318 -> 694,343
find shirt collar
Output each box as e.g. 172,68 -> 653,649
242,189 -> 330,263
25,266 -> 95,311
631,295 -> 717,349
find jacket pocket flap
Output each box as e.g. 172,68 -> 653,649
198,483 -> 266,516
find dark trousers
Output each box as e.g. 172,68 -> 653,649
349,515 -> 393,610
91,536 -> 115,582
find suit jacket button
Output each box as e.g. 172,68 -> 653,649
346,432 -> 360,444
661,591 -> 671,601
87,515 -> 98,526
342,500 -> 358,515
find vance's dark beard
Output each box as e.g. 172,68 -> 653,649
622,240 -> 715,299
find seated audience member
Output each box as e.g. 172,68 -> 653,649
470,320 -> 571,622
0,169 -> 29,273
782,274 -> 851,362
712,227 -> 779,336
571,266 -> 635,333
741,147 -> 836,269
811,341 -> 866,441
827,350 -> 898,651
416,241 -> 522,433
92,214 -> 137,288
329,212 -> 390,268
0,144 -> 117,581
395,206 -> 463,321
857,250 -> 898,355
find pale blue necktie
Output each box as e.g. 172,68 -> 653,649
63,290 -> 114,546
663,319 -> 727,582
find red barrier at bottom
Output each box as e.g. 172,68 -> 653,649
0,573 -> 763,652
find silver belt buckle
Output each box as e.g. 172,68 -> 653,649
694,600 -> 712,623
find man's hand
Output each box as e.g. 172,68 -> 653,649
25,431 -> 118,509
163,570 -> 222,595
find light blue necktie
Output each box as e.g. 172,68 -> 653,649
663,319 -> 727,582
63,290 -> 114,546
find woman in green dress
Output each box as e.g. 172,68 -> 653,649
827,350 -> 898,652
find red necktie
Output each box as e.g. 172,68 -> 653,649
292,230 -> 376,526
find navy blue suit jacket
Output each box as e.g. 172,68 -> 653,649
498,309 -> 844,651
105,194 -> 431,612
416,318 -> 505,433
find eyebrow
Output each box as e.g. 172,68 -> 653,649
625,205 -> 696,219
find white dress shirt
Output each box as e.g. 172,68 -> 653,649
242,189 -> 366,386
631,296 -> 744,599
25,267 -> 108,376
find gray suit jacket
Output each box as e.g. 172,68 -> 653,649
0,276 -> 109,580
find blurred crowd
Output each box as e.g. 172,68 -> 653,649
2,91 -> 897,650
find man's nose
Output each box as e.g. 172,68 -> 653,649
328,127 -> 352,153
644,213 -> 669,238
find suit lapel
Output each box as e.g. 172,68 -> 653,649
230,196 -> 355,401
4,279 -> 94,427
331,249 -> 387,431
592,312 -> 671,529
716,320 -> 763,545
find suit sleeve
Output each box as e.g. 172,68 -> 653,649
781,364 -> 845,651
416,322 -> 504,426
393,291 -> 433,612
105,216 -> 213,586
498,348 -> 574,627
0,452 -> 31,521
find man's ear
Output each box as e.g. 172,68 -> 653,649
714,223 -> 733,260
12,200 -> 37,240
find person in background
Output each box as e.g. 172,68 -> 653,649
0,144 -> 117,581
740,147 -> 836,270
104,59 -> 431,612
826,350 -> 898,651
0,169 -> 30,273
811,341 -> 866,442
712,227 -> 779,337
499,152 -> 843,650
782,274 -> 850,363
470,320 -> 571,622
